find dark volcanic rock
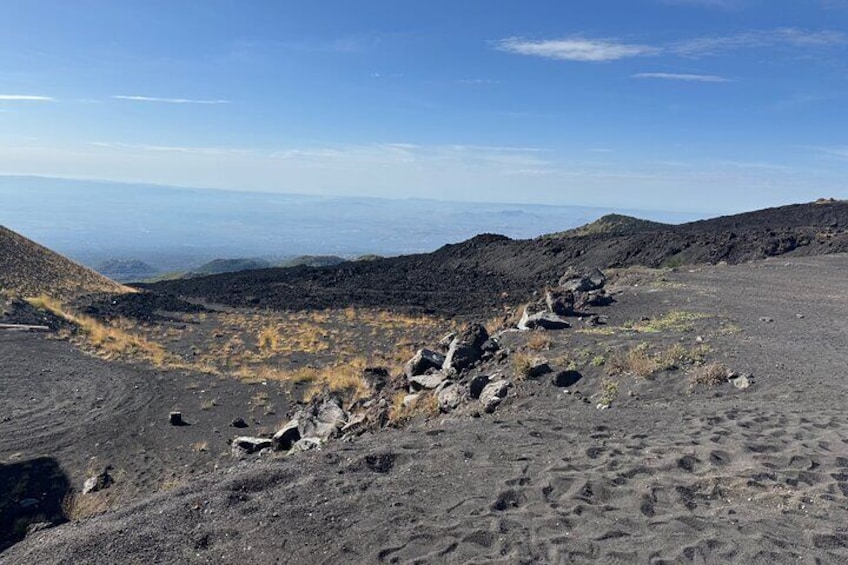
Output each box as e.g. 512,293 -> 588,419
443,324 -> 489,373
404,349 -> 446,379
545,288 -> 575,316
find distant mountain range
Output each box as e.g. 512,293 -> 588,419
0,176 -> 698,274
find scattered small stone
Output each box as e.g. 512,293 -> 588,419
728,373 -> 753,390
796,313 -> 805,319
169,411 -> 185,426
759,317 -> 774,323
596,403 -> 610,410
289,437 -> 322,454
230,417 -> 248,428
695,335 -> 704,343
82,466 -> 113,494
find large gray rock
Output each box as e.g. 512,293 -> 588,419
443,324 -> 490,373
272,419 -> 301,451
480,380 -> 511,413
404,349 -> 446,379
559,267 -> 606,293
298,398 -> 347,440
409,372 -> 448,391
437,383 -> 465,413
231,436 -> 273,457
518,306 -> 571,331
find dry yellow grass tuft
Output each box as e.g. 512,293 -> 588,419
389,391 -> 439,426
526,332 -> 552,351
61,492 -> 112,521
689,362 -> 729,387
605,343 -> 713,378
26,295 -> 176,367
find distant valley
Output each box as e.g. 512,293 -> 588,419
0,176 -> 699,277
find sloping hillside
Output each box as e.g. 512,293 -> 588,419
0,225 -> 129,301
139,201 -> 848,317
545,213 -> 670,238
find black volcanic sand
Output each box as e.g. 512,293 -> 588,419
0,332 -> 294,552
135,201 -> 848,318
5,254 -> 848,563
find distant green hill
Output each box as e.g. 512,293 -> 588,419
544,214 -> 670,239
276,255 -> 348,268
98,259 -> 159,282
191,258 -> 271,276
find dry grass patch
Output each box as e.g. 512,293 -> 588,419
512,352 -> 535,380
526,332 -> 552,351
606,343 -> 712,378
689,363 -> 729,388
26,295 -> 177,367
626,310 -> 709,333
61,492 -> 112,521
389,391 -> 439,426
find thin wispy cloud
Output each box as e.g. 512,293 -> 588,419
633,72 -> 732,82
0,95 -> 54,101
660,0 -> 740,8
494,37 -> 659,62
457,78 -> 502,85
496,28 -> 845,63
673,28 -> 846,57
89,141 -> 247,155
816,146 -> 848,159
111,95 -> 230,105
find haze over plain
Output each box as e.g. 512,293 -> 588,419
1,0 -> 846,223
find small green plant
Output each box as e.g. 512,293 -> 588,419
591,355 -> 606,367
599,378 -> 619,406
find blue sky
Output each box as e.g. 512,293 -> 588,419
1,0 -> 847,213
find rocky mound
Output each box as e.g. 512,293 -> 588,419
140,201 -> 848,317
545,213 -> 670,238
0,226 -> 129,301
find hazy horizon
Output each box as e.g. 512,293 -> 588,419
0,175 -> 703,273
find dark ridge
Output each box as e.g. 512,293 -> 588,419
140,201 -> 848,317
